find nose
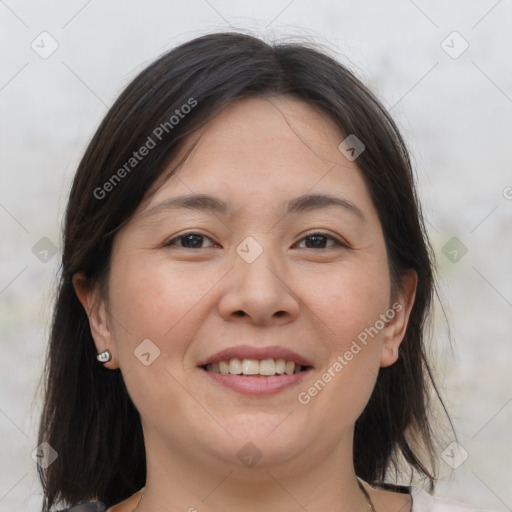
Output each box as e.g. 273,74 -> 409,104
217,241 -> 300,326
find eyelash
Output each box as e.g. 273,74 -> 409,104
163,230 -> 347,250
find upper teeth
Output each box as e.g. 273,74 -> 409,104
205,358 -> 304,376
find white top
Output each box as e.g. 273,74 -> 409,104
409,485 -> 496,512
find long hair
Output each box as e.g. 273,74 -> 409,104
36,31 -> 451,510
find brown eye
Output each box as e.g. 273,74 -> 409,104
296,232 -> 345,250
164,232 -> 216,249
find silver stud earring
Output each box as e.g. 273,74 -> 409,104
97,349 -> 112,363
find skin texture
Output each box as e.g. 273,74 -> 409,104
74,96 -> 416,512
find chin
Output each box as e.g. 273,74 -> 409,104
212,417 -> 317,465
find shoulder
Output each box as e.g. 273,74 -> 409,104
55,502 -> 107,512
410,486 -> 498,512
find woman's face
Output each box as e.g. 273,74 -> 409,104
78,95 -> 415,476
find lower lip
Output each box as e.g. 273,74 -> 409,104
200,368 -> 312,395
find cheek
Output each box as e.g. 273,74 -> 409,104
108,255 -> 202,339
107,256 -> 207,426
297,258 -> 389,424
309,257 -> 391,348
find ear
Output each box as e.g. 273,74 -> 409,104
380,270 -> 418,368
72,273 -> 119,369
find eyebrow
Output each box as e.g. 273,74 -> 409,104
143,193 -> 365,220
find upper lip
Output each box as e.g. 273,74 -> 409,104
197,345 -> 314,368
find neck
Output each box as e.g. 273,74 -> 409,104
135,431 -> 371,512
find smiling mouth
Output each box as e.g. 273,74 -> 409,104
200,358 -> 312,377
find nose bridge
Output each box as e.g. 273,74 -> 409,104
218,233 -> 298,323
234,234 -> 286,293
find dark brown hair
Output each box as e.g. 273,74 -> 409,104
37,31 -> 451,511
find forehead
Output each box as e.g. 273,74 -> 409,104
186,95 -> 347,181
142,95 -> 376,222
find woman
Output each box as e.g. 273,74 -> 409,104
37,31 -> 495,512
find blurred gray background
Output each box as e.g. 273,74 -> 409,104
1,0 -> 511,510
